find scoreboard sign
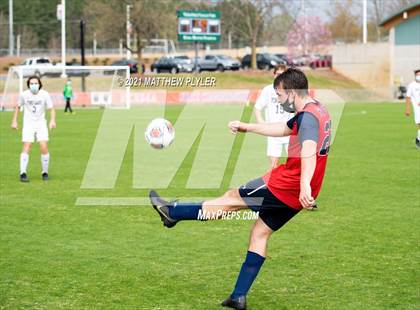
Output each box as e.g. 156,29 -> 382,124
177,10 -> 221,43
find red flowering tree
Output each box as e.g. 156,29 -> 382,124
287,16 -> 332,57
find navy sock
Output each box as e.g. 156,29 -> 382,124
231,251 -> 265,299
168,202 -> 203,220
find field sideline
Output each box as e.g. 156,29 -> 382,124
0,102 -> 419,309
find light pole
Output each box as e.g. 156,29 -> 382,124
363,0 -> 367,44
126,4 -> 132,60
9,0 -> 14,56
60,0 -> 67,78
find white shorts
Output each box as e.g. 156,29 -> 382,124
22,121 -> 49,143
412,102 -> 420,124
267,137 -> 289,157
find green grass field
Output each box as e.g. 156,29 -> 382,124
0,101 -> 419,309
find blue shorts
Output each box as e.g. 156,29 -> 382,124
238,177 -> 300,231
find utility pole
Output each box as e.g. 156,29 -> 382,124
363,0 -> 368,44
60,0 -> 67,77
93,32 -> 97,56
126,4 -> 132,60
80,20 -> 86,91
9,0 -> 14,56
16,34 -> 20,57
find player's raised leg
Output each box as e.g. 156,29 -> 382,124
20,142 -> 32,182
149,189 -> 248,228
39,141 -> 50,180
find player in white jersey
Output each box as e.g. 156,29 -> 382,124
254,64 -> 294,169
405,69 -> 420,149
11,76 -> 56,182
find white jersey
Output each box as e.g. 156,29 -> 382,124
255,84 -> 294,123
255,84 -> 294,147
18,89 -> 53,124
407,81 -> 420,106
407,81 -> 420,124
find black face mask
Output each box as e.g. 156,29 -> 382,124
280,94 -> 296,113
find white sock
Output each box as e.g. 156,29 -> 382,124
20,153 -> 29,175
417,129 -> 420,139
41,153 -> 50,174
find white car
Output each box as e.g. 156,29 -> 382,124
13,57 -> 62,77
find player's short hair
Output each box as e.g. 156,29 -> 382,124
273,68 -> 308,97
26,76 -> 43,90
274,64 -> 287,74
415,69 -> 420,75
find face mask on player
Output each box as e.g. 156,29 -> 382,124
280,93 -> 296,113
415,76 -> 420,82
29,84 -> 40,94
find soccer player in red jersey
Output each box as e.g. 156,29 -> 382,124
150,68 -> 331,310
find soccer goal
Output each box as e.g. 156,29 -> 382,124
1,65 -> 131,110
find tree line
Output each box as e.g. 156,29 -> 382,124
0,0 -> 417,68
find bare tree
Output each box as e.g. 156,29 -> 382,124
368,0 -> 418,42
327,0 -> 361,43
84,0 -> 125,48
128,0 -> 178,64
370,0 -> 386,42
224,0 -> 281,69
387,0 -> 419,12
84,0 -> 178,65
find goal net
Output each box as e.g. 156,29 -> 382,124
1,65 -> 131,110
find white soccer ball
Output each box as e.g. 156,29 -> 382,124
145,118 -> 175,149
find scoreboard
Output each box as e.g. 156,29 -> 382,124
177,10 -> 221,43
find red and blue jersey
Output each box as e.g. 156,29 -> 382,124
262,101 -> 331,210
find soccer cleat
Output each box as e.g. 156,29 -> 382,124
221,295 -> 247,310
20,173 -> 29,182
415,138 -> 420,149
149,190 -> 178,228
42,173 -> 49,181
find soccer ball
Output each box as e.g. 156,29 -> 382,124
145,118 -> 175,149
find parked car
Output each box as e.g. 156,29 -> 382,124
174,55 -> 193,65
110,59 -> 139,74
151,56 -> 194,73
14,57 -> 62,77
309,55 -> 332,69
275,53 -> 293,66
289,55 -> 305,66
196,55 -> 240,72
241,53 -> 285,70
64,62 -> 90,77
270,54 -> 288,66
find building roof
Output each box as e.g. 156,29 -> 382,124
380,2 -> 420,29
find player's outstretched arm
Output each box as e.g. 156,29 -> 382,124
254,108 -> 264,124
299,140 -> 317,209
49,108 -> 56,129
228,120 -> 292,137
405,96 -> 411,116
11,106 -> 19,130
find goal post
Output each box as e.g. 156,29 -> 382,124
1,65 -> 131,110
